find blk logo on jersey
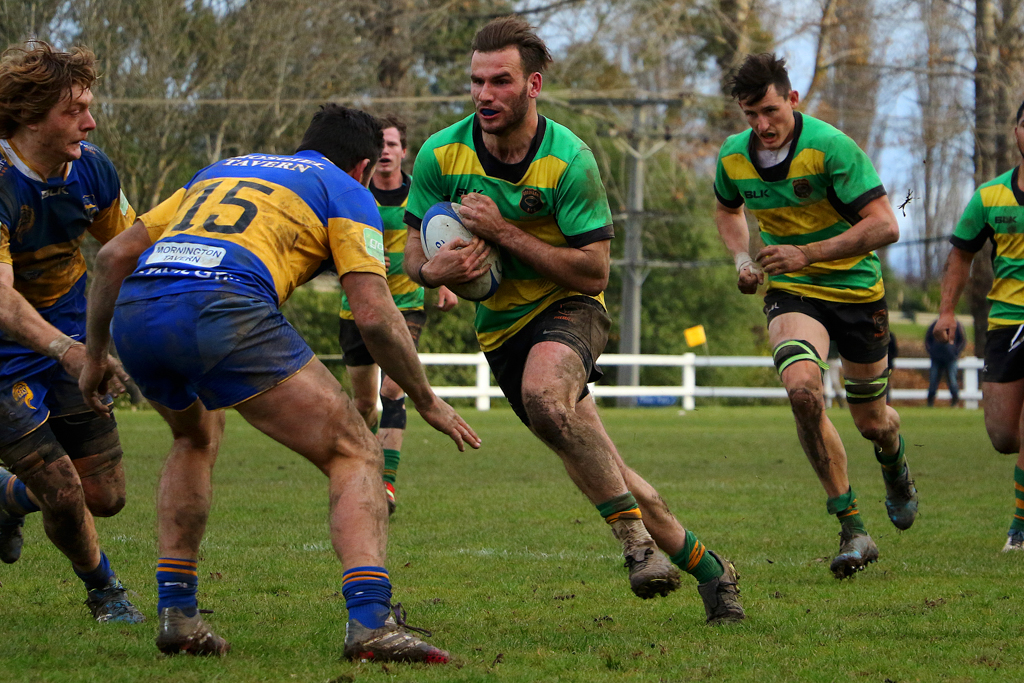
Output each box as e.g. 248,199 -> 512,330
520,188 -> 544,214
12,382 -> 35,410
792,178 -> 812,199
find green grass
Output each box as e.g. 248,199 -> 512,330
1,406 -> 1021,682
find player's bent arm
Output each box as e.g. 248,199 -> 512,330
0,262 -> 81,359
491,228 -> 610,296
85,221 -> 155,362
800,195 -> 900,264
404,227 -> 491,289
934,246 -> 974,343
715,201 -> 752,256
344,271 -> 481,451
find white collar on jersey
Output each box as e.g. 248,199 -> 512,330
0,138 -> 73,183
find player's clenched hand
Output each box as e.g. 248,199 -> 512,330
414,394 -> 481,452
458,193 -> 509,243
737,264 -> 763,294
78,355 -> 130,418
933,312 -> 958,344
421,236 -> 492,286
757,244 -> 809,276
436,286 -> 459,312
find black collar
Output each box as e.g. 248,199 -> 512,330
370,171 -> 411,206
747,111 -> 803,182
1012,166 -> 1024,207
472,115 -> 547,184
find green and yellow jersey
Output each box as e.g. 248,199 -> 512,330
951,167 -> 1024,329
406,115 -> 614,352
340,171 -> 423,320
714,112 -> 888,304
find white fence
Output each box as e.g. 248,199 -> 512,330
319,353 -> 985,411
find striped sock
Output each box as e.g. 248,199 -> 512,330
827,487 -> 867,535
75,551 -> 115,590
597,492 -> 642,524
0,472 -> 39,515
875,435 -> 907,481
1011,467 -> 1024,533
383,449 -> 400,486
157,557 -> 199,616
342,566 -> 392,629
669,529 -> 724,584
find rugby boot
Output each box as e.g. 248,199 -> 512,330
1002,529 -> 1024,552
385,482 -> 396,516
156,607 -> 230,656
829,528 -> 879,579
610,517 -> 681,599
85,577 -> 146,624
696,550 -> 745,625
878,445 -> 918,530
343,603 -> 450,663
0,467 -> 25,564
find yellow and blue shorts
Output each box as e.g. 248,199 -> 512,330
112,289 -> 315,411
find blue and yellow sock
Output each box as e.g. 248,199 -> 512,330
0,471 -> 39,516
157,557 -> 199,616
342,566 -> 392,629
383,449 -> 400,486
75,551 -> 115,590
670,529 -> 724,584
875,435 -> 907,481
1011,467 -> 1024,534
827,487 -> 867,535
597,492 -> 642,524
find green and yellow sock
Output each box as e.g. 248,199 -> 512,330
875,435 -> 906,481
1011,467 -> 1024,533
670,529 -> 724,584
827,487 -> 867,535
382,449 -> 400,486
597,492 -> 642,523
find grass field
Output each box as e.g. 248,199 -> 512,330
1,405 -> 1021,682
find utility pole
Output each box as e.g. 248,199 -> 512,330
616,106 -> 647,407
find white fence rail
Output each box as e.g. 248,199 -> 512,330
318,353 -> 985,411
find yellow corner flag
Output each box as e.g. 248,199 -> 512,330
684,325 -> 707,348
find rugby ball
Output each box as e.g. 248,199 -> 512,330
420,202 -> 502,301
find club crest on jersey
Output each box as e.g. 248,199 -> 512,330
792,178 -> 812,199
12,382 -> 35,410
14,205 -> 34,242
519,188 -> 544,214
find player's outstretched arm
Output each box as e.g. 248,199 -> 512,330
343,271 -> 481,452
934,246 -> 974,344
758,195 -> 899,275
714,200 -> 763,294
456,193 -> 608,295
80,221 -> 154,416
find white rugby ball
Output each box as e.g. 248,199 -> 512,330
420,201 -> 502,301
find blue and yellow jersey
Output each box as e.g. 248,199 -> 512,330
340,171 -> 423,320
0,139 -> 136,309
406,115 -> 614,352
119,150 -> 386,307
714,113 -> 887,304
951,167 -> 1024,330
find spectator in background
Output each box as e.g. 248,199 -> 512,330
926,319 -> 966,407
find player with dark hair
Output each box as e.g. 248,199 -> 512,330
403,16 -> 744,624
80,103 -> 479,660
935,99 -> 1024,551
0,40 -> 144,623
714,53 -> 914,578
338,113 -> 458,514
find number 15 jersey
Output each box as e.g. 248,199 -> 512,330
119,150 -> 386,308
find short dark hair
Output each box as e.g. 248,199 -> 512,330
471,16 -> 552,75
1016,99 -> 1024,125
0,41 -> 97,138
727,53 -> 792,104
296,104 -> 383,176
377,113 -> 407,149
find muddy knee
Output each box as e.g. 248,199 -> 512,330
523,393 -> 571,447
49,413 -> 125,517
988,429 -> 1020,455
788,386 -> 823,423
